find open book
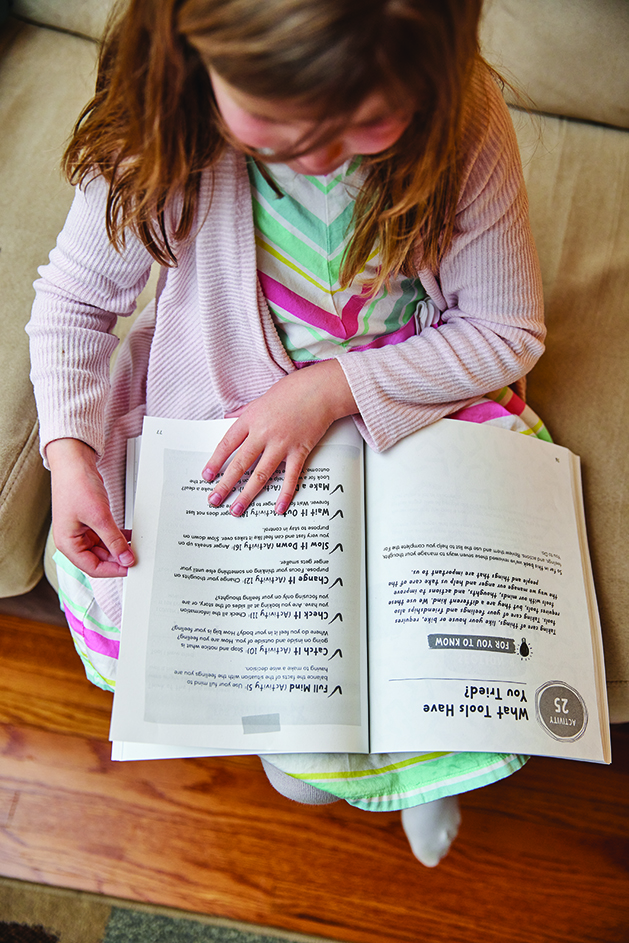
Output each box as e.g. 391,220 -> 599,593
110,417 -> 611,763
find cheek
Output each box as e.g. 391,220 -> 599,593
348,120 -> 410,155
214,96 -> 297,152
219,107 -> 268,148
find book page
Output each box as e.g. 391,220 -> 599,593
110,417 -> 368,754
365,420 -> 610,762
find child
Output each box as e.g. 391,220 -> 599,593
27,0 -> 546,866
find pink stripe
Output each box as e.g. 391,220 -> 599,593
63,603 -> 120,660
450,401 -> 512,423
348,317 -> 417,352
293,319 -> 417,368
259,271 -> 370,339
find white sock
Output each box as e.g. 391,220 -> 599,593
401,796 -> 461,867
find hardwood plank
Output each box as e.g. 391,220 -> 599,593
0,611 -> 628,943
0,614 -> 112,739
0,577 -> 67,627
0,722 -> 628,943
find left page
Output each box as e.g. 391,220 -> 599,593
110,416 -> 368,754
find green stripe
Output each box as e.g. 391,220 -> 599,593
289,752 -> 452,781
70,640 -> 115,693
285,752 -> 528,810
57,586 -> 89,622
268,303 -> 329,358
54,551 -> 121,636
358,290 -> 386,337
253,193 -> 354,272
304,157 -> 363,192
249,162 -> 354,246
253,209 -> 348,288
304,172 -> 349,194
54,549 -> 92,588
347,755 -> 529,811
249,162 -> 355,254
255,235 -> 343,297
382,278 -> 428,333
58,586 -> 121,637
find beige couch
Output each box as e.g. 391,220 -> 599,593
1,0 -> 628,722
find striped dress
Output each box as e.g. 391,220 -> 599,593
56,156 -> 548,810
245,157 -> 540,808
248,158 -> 438,360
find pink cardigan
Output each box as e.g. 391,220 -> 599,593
27,71 -> 545,625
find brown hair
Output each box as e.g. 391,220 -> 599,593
63,0 -> 484,289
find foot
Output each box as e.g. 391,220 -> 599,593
401,796 -> 461,867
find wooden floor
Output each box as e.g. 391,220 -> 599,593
0,608 -> 628,943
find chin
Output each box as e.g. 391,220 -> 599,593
287,158 -> 346,176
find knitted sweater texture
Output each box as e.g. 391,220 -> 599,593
27,70 -> 545,625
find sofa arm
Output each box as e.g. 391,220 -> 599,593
0,19 -> 98,594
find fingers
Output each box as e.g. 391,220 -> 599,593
55,534 -> 130,579
202,424 -> 248,485
205,439 -> 309,517
53,499 -> 135,578
55,521 -> 135,579
274,453 -> 309,515
206,446 -> 275,515
48,438 -> 136,579
103,527 -> 135,568
218,455 -> 274,517
200,363 -> 353,517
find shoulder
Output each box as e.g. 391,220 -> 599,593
456,61 -> 524,211
193,147 -> 250,228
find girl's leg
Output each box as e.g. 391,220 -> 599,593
262,758 -> 459,867
401,796 -> 461,867
260,757 -> 339,805
54,551 -> 119,692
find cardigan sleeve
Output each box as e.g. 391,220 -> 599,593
336,69 -> 546,452
26,175 -> 155,463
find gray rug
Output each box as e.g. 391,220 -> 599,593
0,878 -> 339,943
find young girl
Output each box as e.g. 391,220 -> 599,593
27,0 -> 546,866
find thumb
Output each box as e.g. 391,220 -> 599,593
89,510 -> 135,567
104,526 -> 135,567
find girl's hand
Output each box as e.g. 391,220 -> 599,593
202,360 -> 357,516
47,438 -> 135,578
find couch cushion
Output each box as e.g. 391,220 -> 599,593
513,108 -> 629,721
12,0 -> 114,41
481,0 -> 629,130
0,20 -> 98,594
18,0 -> 629,131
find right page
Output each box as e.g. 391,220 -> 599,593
365,419 -> 610,762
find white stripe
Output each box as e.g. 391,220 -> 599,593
251,186 -> 353,262
350,756 -> 523,808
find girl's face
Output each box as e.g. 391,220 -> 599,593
210,69 -> 413,176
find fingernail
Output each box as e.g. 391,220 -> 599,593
209,493 -> 222,506
202,468 -> 215,482
275,500 -> 288,515
119,550 -> 134,566
230,502 -> 245,517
